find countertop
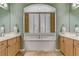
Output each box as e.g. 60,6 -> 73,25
0,32 -> 21,42
59,32 -> 79,40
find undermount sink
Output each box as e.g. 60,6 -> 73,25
60,32 -> 79,40
0,32 -> 19,38
0,32 -> 20,41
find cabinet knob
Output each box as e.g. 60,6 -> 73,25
63,40 -> 64,42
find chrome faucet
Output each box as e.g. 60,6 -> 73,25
0,25 -> 5,37
75,25 -> 79,36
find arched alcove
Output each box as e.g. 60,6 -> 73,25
23,4 -> 56,51
24,4 -> 56,13
23,4 -> 56,33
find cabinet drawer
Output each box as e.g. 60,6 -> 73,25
0,41 -> 7,47
16,36 -> 21,40
8,38 -> 16,46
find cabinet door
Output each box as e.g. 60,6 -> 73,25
60,36 -> 64,54
74,40 -> 79,56
74,45 -> 79,56
8,38 -> 16,56
64,38 -> 74,56
0,41 -> 7,56
0,46 -> 7,56
16,36 -> 21,53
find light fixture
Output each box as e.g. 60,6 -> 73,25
0,3 -> 8,9
3,3 -> 7,7
72,3 -> 79,9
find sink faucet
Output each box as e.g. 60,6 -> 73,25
75,24 -> 79,36
0,25 -> 5,37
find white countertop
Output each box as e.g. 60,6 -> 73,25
59,32 -> 79,40
0,32 -> 21,42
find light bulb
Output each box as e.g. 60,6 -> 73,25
3,3 -> 7,7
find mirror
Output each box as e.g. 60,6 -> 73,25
0,7 -> 10,33
70,5 -> 79,32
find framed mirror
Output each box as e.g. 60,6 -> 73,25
0,5 -> 10,33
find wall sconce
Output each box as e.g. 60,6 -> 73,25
72,3 -> 79,9
0,3 -> 8,10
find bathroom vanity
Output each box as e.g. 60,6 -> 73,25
0,33 -> 21,56
59,32 -> 79,56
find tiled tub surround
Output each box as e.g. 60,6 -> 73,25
24,33 -> 56,51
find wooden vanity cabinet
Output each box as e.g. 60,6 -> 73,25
0,41 -> 7,56
74,40 -> 79,56
60,36 -> 74,56
0,36 -> 21,56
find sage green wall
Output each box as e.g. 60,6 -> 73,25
10,3 -> 31,33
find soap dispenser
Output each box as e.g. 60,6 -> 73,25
14,24 -> 19,33
61,24 -> 66,34
75,24 -> 79,36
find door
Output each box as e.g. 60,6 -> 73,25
64,38 -> 74,56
